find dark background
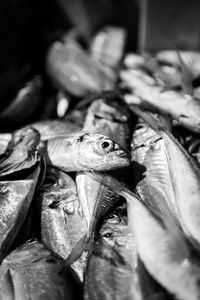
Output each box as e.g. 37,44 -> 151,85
0,0 -> 138,110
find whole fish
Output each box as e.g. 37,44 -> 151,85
44,132 -> 131,172
76,95 -> 132,228
46,38 -> 116,97
90,26 -> 126,69
39,167 -> 87,280
0,127 -> 44,262
0,240 -> 82,300
131,119 -> 179,219
131,108 -> 200,247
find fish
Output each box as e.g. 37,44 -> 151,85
38,167 -> 87,280
155,51 -> 200,79
28,119 -> 81,141
88,172 -> 200,300
0,127 -> 44,262
130,108 -> 200,247
0,133 -> 12,155
0,239 -> 82,300
46,37 -> 116,97
121,68 -> 200,134
80,174 -> 170,300
131,119 -> 179,219
44,132 -> 131,172
76,94 -> 132,228
90,26 -> 126,70
0,127 -> 41,177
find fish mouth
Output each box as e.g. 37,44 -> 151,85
117,150 -> 131,160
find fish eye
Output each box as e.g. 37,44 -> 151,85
43,174 -> 57,188
107,214 -> 120,224
101,229 -> 114,239
100,139 -> 114,152
135,123 -> 147,132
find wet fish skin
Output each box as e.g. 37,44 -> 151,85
0,240 -> 82,300
121,69 -> 200,134
27,119 -> 82,141
0,126 -> 44,260
89,173 -> 200,300
131,120 -> 179,219
0,166 -> 41,262
85,193 -> 170,300
128,190 -> 200,300
45,132 -> 131,172
84,197 -> 136,300
0,127 -> 41,177
39,167 -> 87,279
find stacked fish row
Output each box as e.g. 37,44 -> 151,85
0,27 -> 200,300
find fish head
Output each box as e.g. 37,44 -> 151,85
76,133 -> 131,171
87,93 -> 132,123
11,127 -> 40,151
132,120 -> 160,149
40,167 -> 77,210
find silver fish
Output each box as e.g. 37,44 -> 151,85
45,132 -> 130,172
39,167 -> 87,280
0,127 -> 43,261
0,240 -> 82,300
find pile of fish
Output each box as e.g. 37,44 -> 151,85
1,26 -> 200,299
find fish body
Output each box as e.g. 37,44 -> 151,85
85,189 -> 170,300
121,68 -> 200,134
0,127 -> 43,261
131,120 -> 179,219
128,191 -> 200,300
0,127 -> 41,177
46,39 -> 116,97
0,240 -> 82,300
29,119 -> 81,141
45,132 -> 130,172
39,167 -> 87,279
131,109 -> 200,247
89,173 -> 200,300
